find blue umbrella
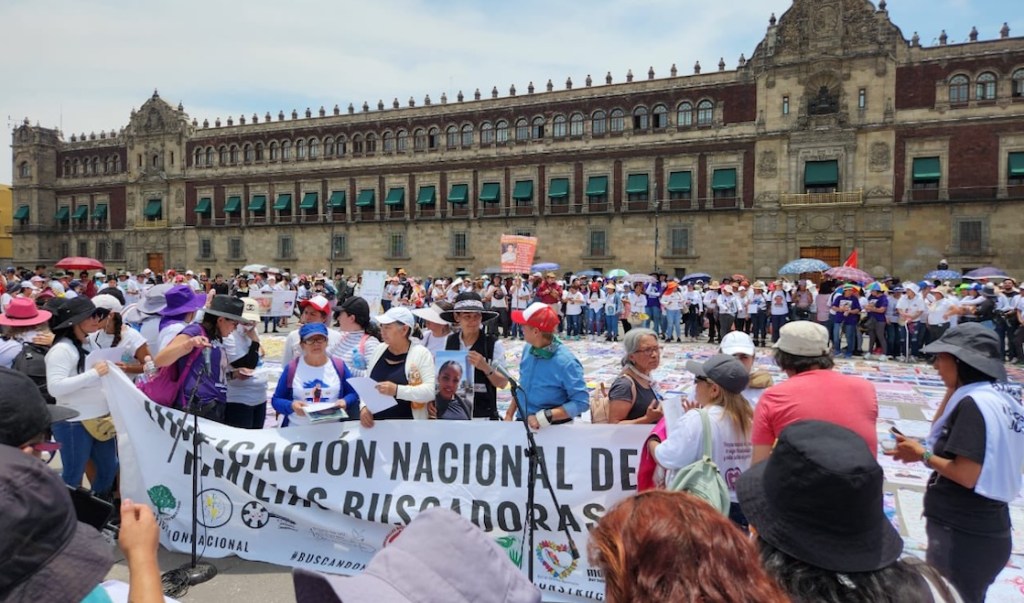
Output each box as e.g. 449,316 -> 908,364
778,258 -> 830,275
574,269 -> 602,278
531,262 -> 560,272
680,272 -> 711,284
923,269 -> 961,281
964,267 -> 1010,281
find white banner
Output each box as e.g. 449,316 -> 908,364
250,290 -> 299,317
359,270 -> 387,315
103,370 -> 646,601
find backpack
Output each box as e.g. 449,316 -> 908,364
667,408 -> 731,515
588,376 -> 636,424
13,341 -> 55,405
137,348 -> 202,407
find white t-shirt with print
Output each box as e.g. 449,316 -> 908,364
287,358 -> 343,426
654,405 -> 752,503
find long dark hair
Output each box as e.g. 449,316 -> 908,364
52,325 -> 88,374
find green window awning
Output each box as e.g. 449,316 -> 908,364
586,175 -> 608,197
55,206 -> 70,221
626,174 -> 649,194
385,187 -> 405,206
300,192 -> 318,210
194,198 -> 211,214
1008,152 -> 1024,177
249,195 -> 267,212
327,191 -> 346,208
711,168 -> 737,190
93,203 -> 108,219
667,171 -> 692,192
479,182 -> 501,203
356,189 -> 375,207
144,199 -> 163,217
912,157 -> 941,181
448,184 -> 469,204
805,160 -> 839,186
416,186 -> 436,205
512,180 -> 533,200
224,196 -> 241,214
548,178 -> 569,199
13,205 -> 29,220
72,205 -> 89,221
273,193 -> 292,211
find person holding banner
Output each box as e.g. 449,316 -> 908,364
360,307 -> 435,427
505,302 -> 589,427
440,293 -> 509,420
273,322 -> 358,427
154,284 -> 207,355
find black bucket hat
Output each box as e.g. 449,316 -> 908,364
736,421 -> 903,573
921,322 -> 1006,381
49,297 -> 97,331
439,292 -> 498,323
203,295 -> 253,325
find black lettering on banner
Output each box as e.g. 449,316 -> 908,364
555,447 -> 573,490
620,449 -> 638,491
414,444 -> 434,483
325,440 -> 348,476
253,443 -> 278,472
532,503 -> 551,531
449,497 -> 461,515
354,440 -> 375,478
308,487 -> 328,509
502,445 -> 523,488
229,440 -> 256,467
438,443 -> 458,484
392,442 -> 410,480
282,442 -> 307,473
582,503 -> 605,529
343,491 -> 364,519
591,448 -> 613,491
396,495 -> 416,524
558,503 -> 581,533
420,496 -> 440,509
497,501 -> 523,532
462,443 -> 472,484
309,440 -> 322,474
471,500 -> 493,531
476,444 -> 495,486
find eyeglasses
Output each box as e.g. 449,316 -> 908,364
26,439 -> 61,462
635,346 -> 662,355
303,336 -> 328,344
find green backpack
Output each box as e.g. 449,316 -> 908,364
668,408 -> 731,515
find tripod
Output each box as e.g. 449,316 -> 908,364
163,352 -> 218,588
508,376 -> 580,583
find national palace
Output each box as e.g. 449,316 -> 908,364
10,0 -> 1024,279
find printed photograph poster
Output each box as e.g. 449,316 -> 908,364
360,270 -> 387,315
434,350 -> 474,420
251,290 -> 298,317
500,235 -> 537,274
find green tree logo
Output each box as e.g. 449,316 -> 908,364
148,485 -> 178,516
495,535 -> 522,568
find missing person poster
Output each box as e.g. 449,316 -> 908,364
360,270 -> 387,315
500,235 -> 538,274
434,351 -> 474,420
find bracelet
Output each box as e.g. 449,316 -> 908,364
486,365 -> 496,377
922,450 -> 933,467
535,411 -> 551,428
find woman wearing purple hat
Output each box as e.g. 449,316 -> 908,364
153,284 -> 207,355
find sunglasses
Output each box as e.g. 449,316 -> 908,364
92,309 -> 111,320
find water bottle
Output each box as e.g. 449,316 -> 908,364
351,348 -> 367,371
143,355 -> 158,380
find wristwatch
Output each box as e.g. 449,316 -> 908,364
922,450 -> 933,467
543,409 -> 554,424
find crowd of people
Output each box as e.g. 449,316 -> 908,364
0,260 -> 1022,602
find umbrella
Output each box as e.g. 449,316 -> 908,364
779,258 -> 830,275
531,262 -> 560,272
240,264 -> 267,273
265,267 -> 281,275
454,270 -> 472,277
680,272 -> 711,284
606,268 -> 629,278
574,269 -> 603,278
964,267 -> 1010,281
923,269 -> 961,281
626,273 -> 657,284
825,266 -> 874,283
55,256 -> 104,271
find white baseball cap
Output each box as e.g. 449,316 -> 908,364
376,307 -> 415,329
720,331 -> 755,357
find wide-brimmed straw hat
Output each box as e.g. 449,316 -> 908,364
439,292 -> 498,323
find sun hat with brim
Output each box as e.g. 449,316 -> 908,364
412,304 -> 448,325
922,323 -> 1007,381
157,285 -> 206,317
0,368 -> 78,447
736,421 -> 903,574
49,297 -> 97,331
685,354 -> 749,394
376,307 -> 416,329
439,292 -> 498,323
203,296 -> 253,325
0,446 -> 113,602
122,283 -> 173,323
291,508 -> 540,603
0,297 -> 52,327
772,321 -> 831,357
511,302 -> 559,333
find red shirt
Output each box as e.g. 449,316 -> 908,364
752,369 -> 878,452
537,282 -> 563,305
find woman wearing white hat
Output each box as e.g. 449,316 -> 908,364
87,294 -> 151,378
412,301 -> 453,355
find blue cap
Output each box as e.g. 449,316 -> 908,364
917,280 -> 931,289
299,322 -> 329,341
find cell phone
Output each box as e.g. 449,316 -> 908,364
889,426 -> 905,437
68,486 -> 115,530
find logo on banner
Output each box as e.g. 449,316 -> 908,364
147,484 -> 180,519
241,501 -> 297,531
495,535 -> 523,568
382,524 -> 405,548
536,539 -> 578,580
198,488 -> 233,528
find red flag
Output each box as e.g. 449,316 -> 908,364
842,249 -> 858,268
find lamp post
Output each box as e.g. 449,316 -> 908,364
651,198 -> 661,272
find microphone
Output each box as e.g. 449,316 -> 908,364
493,363 -> 519,393
202,346 -> 212,375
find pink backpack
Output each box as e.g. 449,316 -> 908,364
138,348 -> 202,408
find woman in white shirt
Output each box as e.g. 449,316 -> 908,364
509,277 -> 531,340
660,282 -> 686,343
45,297 -> 116,497
562,284 -> 585,340
272,322 -> 357,427
650,354 -> 753,530
88,294 -> 150,379
412,302 -> 453,355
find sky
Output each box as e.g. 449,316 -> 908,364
1,0 -> 1019,184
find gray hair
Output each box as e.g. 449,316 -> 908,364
621,328 -> 658,366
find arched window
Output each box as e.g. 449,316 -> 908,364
396,130 -> 408,152
365,133 -> 376,153
296,139 -> 306,159
308,137 -> 319,159
193,148 -> 202,167
446,125 -> 458,149
269,142 -> 279,161
515,118 -> 529,140
632,106 -> 649,131
652,104 -> 668,129
206,147 -> 214,165
151,154 -> 159,168
63,159 -> 71,176
531,116 -> 545,139
91,157 -> 99,174
552,115 -> 567,139
105,156 -> 113,173
414,128 -> 426,151
229,145 -> 239,164
337,136 -> 347,156
592,110 -> 607,135
324,137 -> 336,156
697,100 -> 714,125
677,102 -> 693,127
976,72 -> 997,101
480,122 -> 494,145
570,113 -> 584,136
18,161 -> 30,178
351,134 -> 363,154
609,109 -> 625,132
495,120 -> 509,143
255,142 -> 264,161
427,127 -> 439,149
243,144 -> 253,162
461,124 -> 473,148
113,155 -> 121,172
219,146 -> 228,165
72,158 -> 80,176
281,140 -> 292,160
382,132 -> 394,153
1014,69 -> 1024,98
949,75 -> 969,104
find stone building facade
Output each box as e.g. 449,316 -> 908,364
9,0 -> 1024,280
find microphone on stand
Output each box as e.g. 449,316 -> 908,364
202,346 -> 212,375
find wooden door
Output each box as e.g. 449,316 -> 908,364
147,253 -> 164,274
